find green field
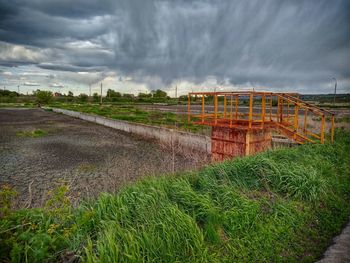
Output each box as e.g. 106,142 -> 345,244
1,129 -> 350,262
0,101 -> 209,133
49,103 -> 209,134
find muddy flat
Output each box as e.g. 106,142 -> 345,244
0,108 -> 202,207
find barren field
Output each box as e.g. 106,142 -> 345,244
0,108 -> 206,207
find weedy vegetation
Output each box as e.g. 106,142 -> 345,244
16,129 -> 48,138
1,129 -> 350,262
50,104 -> 209,134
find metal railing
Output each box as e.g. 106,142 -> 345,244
188,91 -> 335,144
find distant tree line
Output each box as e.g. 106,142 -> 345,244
0,90 -> 21,103
0,88 -> 188,105
2,87 -> 350,106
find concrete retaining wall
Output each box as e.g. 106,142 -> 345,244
52,108 -> 295,156
52,108 -> 211,154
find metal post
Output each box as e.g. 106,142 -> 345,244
249,92 -> 253,128
277,96 -> 280,122
100,82 -> 103,104
332,77 -> 337,105
294,103 -> 299,131
262,94 -> 266,124
245,131 -> 250,155
270,95 -> 272,121
304,109 -> 308,133
214,94 -> 218,125
278,97 -> 283,123
201,95 -> 204,123
321,115 -> 325,144
235,95 -> 238,120
224,96 -> 227,118
187,94 -> 191,122
230,95 -> 233,127
331,114 -> 335,143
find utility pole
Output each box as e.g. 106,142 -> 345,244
89,84 -> 91,97
332,77 -> 337,105
175,85 -> 177,99
100,82 -> 103,104
17,85 -> 20,94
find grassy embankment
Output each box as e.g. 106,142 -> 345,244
1,129 -> 350,262
49,103 -> 209,134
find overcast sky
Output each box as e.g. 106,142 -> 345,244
0,0 -> 349,95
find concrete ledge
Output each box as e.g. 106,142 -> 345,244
52,108 -> 211,154
52,108 -> 294,156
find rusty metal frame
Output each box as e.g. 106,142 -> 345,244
188,91 -> 335,144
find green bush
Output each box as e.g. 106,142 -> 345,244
78,94 -> 89,103
34,90 -> 53,105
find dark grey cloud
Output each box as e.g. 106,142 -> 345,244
0,0 -> 349,92
37,63 -> 108,73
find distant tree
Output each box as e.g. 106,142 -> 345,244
78,93 -> 88,103
93,92 -> 100,102
35,90 -> 53,105
67,91 -> 74,102
138,92 -> 152,99
151,89 -> 167,98
0,90 -> 20,103
106,89 -> 121,101
122,93 -> 134,99
0,90 -> 10,96
107,89 -> 121,98
0,90 -> 18,97
8,92 -> 16,100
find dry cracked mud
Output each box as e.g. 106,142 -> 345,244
0,108 -> 206,207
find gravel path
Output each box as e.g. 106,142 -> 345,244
0,108 -> 205,207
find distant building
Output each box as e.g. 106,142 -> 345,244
54,92 -> 62,97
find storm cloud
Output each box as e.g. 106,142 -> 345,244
0,0 -> 349,93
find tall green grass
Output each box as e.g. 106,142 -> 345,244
1,129 -> 350,262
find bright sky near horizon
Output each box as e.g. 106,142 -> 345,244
0,0 -> 349,96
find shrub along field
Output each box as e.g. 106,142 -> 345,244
1,129 -> 350,262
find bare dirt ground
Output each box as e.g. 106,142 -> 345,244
0,108 -> 207,207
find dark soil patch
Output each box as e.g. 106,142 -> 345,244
0,108 -> 207,207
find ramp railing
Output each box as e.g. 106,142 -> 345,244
188,91 -> 335,144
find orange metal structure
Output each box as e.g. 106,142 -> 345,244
187,91 -> 335,161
